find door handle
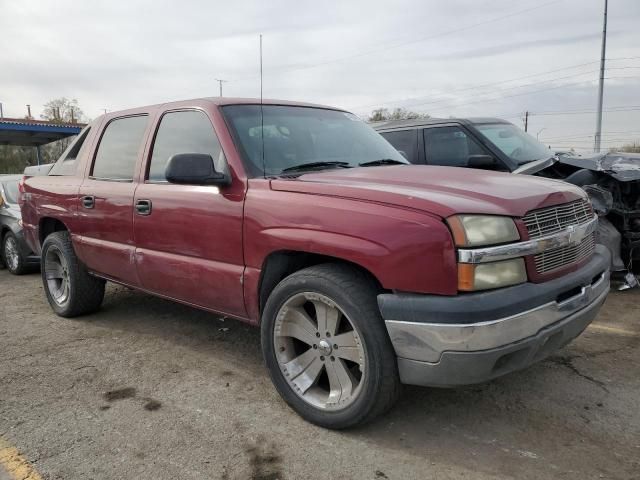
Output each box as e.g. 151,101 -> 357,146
135,199 -> 152,216
82,196 -> 95,209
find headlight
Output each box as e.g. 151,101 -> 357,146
447,215 -> 520,247
458,258 -> 527,291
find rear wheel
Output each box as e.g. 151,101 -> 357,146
41,231 -> 105,317
2,232 -> 28,275
261,264 -> 400,429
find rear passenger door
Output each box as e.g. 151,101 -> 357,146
133,109 -> 246,317
76,115 -> 150,285
379,129 -> 421,164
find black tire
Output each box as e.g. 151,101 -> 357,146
2,231 -> 29,275
261,263 -> 401,429
41,231 -> 105,317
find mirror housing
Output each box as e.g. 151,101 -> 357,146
165,153 -> 230,186
467,154 -> 497,169
583,185 -> 613,216
396,150 -> 408,160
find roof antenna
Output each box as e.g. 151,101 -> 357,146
260,33 -> 266,178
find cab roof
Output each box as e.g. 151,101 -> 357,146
100,97 -> 345,119
370,117 -> 512,131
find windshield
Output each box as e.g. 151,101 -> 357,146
475,123 -> 552,165
222,105 -> 407,176
2,181 -> 19,204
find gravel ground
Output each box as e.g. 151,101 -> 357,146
0,270 -> 639,480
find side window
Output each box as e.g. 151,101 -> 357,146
49,127 -> 91,176
91,116 -> 148,181
148,110 -> 225,182
423,126 -> 487,167
380,130 -> 419,163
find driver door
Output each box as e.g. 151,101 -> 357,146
133,109 -> 247,317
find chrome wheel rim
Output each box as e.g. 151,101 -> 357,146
4,236 -> 20,271
274,292 -> 365,411
44,246 -> 70,306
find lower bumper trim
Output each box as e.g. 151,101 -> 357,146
396,289 -> 607,387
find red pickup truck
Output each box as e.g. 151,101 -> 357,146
20,98 -> 610,428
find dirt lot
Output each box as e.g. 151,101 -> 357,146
0,270 -> 639,480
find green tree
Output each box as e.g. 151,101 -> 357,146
368,107 -> 430,122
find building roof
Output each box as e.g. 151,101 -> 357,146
0,117 -> 85,147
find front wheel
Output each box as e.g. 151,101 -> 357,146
41,231 -> 106,317
261,264 -> 400,429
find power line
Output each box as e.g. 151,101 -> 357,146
403,75 -> 640,114
540,131 -> 640,141
349,57 -> 640,109
348,58 -> 640,113
351,68 -> 601,111
532,105 -> 640,116
231,0 -> 565,82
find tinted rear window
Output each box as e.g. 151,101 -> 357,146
92,116 -> 148,180
49,126 -> 91,176
380,130 -> 419,163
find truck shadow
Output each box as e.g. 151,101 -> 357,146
85,284 -> 639,479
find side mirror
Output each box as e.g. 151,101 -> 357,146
583,185 -> 613,216
467,154 -> 497,169
165,153 -> 230,186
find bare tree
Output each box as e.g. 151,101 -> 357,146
40,98 -> 88,162
609,141 -> 640,153
41,97 -> 86,124
368,107 -> 430,122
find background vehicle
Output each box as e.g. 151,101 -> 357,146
0,174 -> 39,274
374,118 -> 640,276
20,98 -> 610,428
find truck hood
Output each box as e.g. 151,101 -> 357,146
270,165 -> 585,218
558,152 -> 640,182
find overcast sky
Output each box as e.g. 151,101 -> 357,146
1,0 -> 639,152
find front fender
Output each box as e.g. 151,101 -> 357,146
244,184 -> 458,297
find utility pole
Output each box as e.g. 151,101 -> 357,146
215,78 -> 228,97
0,102 -> 3,119
26,104 -> 32,119
594,0 -> 608,153
536,127 -> 546,140
524,111 -> 529,132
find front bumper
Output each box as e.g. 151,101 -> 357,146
378,245 -> 611,387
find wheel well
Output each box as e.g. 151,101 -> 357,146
258,251 -> 383,314
39,218 -> 68,245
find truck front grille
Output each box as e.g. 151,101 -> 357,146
533,232 -> 596,274
523,199 -> 592,239
523,199 -> 595,274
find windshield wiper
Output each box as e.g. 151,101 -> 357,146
281,161 -> 352,173
359,158 -> 407,167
